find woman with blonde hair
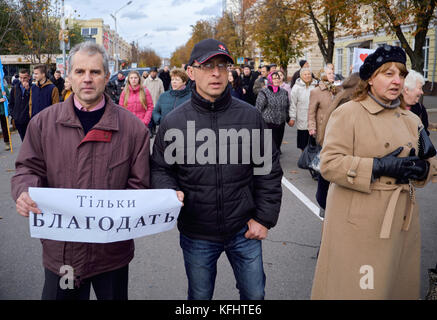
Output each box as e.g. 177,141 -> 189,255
119,70 -> 154,126
61,78 -> 73,101
311,45 -> 437,299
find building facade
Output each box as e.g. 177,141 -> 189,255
77,18 -> 131,74
0,18 -> 132,78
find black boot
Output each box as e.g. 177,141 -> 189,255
425,264 -> 437,300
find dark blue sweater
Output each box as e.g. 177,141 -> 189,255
30,80 -> 58,117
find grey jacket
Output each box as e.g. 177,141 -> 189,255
255,87 -> 289,125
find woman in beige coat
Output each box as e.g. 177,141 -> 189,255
307,67 -> 342,145
311,45 -> 437,299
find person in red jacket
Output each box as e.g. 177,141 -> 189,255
119,70 -> 154,126
11,42 -> 150,300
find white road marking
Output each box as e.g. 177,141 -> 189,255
281,176 -> 323,221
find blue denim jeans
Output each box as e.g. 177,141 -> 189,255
179,225 -> 266,300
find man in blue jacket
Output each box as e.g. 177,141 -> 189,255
151,39 -> 283,300
29,64 -> 59,118
9,69 -> 32,141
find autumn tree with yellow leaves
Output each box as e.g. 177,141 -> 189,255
363,0 -> 437,74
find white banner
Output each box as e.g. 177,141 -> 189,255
352,48 -> 375,73
29,188 -> 182,243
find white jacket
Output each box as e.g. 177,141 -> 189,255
288,78 -> 318,130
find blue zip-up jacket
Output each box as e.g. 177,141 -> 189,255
29,79 -> 59,118
152,85 -> 191,125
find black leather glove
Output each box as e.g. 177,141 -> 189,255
372,147 -> 423,181
408,159 -> 430,181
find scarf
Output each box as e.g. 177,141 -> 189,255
368,91 -> 400,109
267,73 -> 279,93
322,80 -> 338,95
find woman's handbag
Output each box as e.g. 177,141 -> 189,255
298,136 -> 322,170
418,125 -> 436,159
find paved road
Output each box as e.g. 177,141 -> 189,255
0,122 -> 436,300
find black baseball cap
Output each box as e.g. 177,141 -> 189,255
188,39 -> 234,66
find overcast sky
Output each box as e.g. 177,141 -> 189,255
64,0 -> 223,58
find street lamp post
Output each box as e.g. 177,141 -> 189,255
110,1 -> 133,71
61,0 -> 66,74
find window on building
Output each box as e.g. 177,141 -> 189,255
336,48 -> 343,76
423,37 -> 430,79
82,28 -> 98,36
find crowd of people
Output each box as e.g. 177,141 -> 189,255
3,38 -> 437,301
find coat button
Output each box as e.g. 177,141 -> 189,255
384,142 -> 390,148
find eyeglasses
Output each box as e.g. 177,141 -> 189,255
192,63 -> 231,72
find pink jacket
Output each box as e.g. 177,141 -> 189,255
119,85 -> 154,126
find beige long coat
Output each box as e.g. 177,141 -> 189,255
307,81 -> 342,145
311,95 -> 437,299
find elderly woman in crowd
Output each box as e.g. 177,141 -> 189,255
402,69 -> 430,135
311,45 -> 437,299
288,68 -> 318,151
152,68 -> 191,125
277,70 -> 291,98
255,71 -> 290,153
307,66 -> 342,145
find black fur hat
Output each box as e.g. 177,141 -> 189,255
359,45 -> 407,81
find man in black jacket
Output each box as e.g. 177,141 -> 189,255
159,66 -> 171,91
50,70 -> 65,100
9,69 -> 31,141
151,39 -> 283,300
241,65 -> 256,106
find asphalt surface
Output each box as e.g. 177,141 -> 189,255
0,116 -> 436,300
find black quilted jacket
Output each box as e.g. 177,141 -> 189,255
151,83 -> 283,242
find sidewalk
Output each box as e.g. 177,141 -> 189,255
424,95 -> 437,110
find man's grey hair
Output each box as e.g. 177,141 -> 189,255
67,41 -> 110,76
404,69 -> 425,90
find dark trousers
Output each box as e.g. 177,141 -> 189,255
316,174 -> 330,210
266,122 -> 285,153
0,115 -> 10,143
41,265 -> 129,300
148,118 -> 156,136
14,121 -> 29,141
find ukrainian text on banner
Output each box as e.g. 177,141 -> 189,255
28,188 -> 182,243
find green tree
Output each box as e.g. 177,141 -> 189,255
251,0 -> 310,71
18,0 -> 60,63
170,20 -> 215,67
363,0 -> 437,74
138,47 -> 161,67
215,12 -> 240,60
286,0 -> 363,64
0,0 -> 22,54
